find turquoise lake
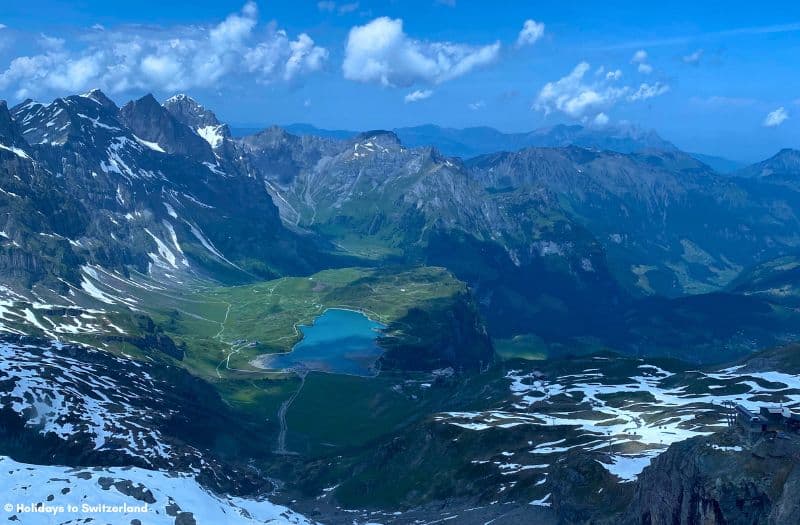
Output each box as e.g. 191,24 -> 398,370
261,308 -> 386,376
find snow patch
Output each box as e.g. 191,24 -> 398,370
0,143 -> 30,159
197,125 -> 224,148
134,135 -> 166,153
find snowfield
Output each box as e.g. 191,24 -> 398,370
0,339 -> 173,461
0,455 -> 315,524
436,359 -> 800,485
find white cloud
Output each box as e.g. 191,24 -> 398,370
318,1 -> 359,14
682,48 -> 703,64
0,24 -> 7,30
606,69 -> 622,81
628,82 -> 670,101
690,95 -> 756,108
338,2 -> 360,14
468,100 -> 485,110
39,34 -> 65,51
630,49 -> 653,74
342,17 -> 500,87
282,33 -> 328,81
534,62 -> 629,119
404,89 -> 433,103
516,19 -> 545,47
0,2 -> 328,98
598,23 -> 800,51
534,62 -> 669,121
763,107 -> 788,127
593,112 -> 609,126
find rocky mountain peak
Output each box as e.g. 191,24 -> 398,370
0,101 -> 27,149
737,147 -> 800,179
352,130 -> 403,152
10,93 -> 123,147
79,88 -> 119,112
772,148 -> 800,165
163,94 -> 230,149
163,94 -> 219,127
356,129 -> 401,143
119,94 -> 214,160
243,125 -> 297,148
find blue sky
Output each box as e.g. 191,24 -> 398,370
0,0 -> 798,161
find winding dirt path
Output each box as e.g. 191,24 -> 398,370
275,368 -> 308,455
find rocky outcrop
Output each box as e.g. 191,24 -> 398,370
624,432 -> 800,525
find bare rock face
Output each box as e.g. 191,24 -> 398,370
119,94 -> 215,161
624,433 -> 800,525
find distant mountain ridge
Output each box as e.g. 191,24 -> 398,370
395,123 -> 679,157
280,121 -> 748,172
282,121 -> 679,155
736,148 -> 800,179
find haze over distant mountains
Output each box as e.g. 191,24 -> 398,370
262,122 -> 748,173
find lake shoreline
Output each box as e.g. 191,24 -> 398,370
251,308 -> 387,377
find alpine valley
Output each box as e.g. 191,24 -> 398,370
1,89 -> 800,525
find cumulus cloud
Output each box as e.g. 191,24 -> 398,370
606,69 -> 622,81
342,17 -> 500,87
628,82 -> 669,101
0,2 -> 327,99
592,112 -> 609,126
763,107 -> 788,127
631,50 -> 648,63
630,49 -> 654,74
404,89 -> 433,103
468,100 -> 485,110
516,20 -> 545,47
534,62 -> 629,119
534,62 -> 669,122
682,49 -> 703,65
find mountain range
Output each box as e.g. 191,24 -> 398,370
2,89 -> 800,356
276,122 -> 746,173
1,89 -> 800,524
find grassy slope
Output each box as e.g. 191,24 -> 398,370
47,265 -> 475,455
164,266 -> 467,374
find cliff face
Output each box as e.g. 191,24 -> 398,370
624,433 -> 800,525
378,290 -> 494,372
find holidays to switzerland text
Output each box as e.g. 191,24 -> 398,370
4,502 -> 149,516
